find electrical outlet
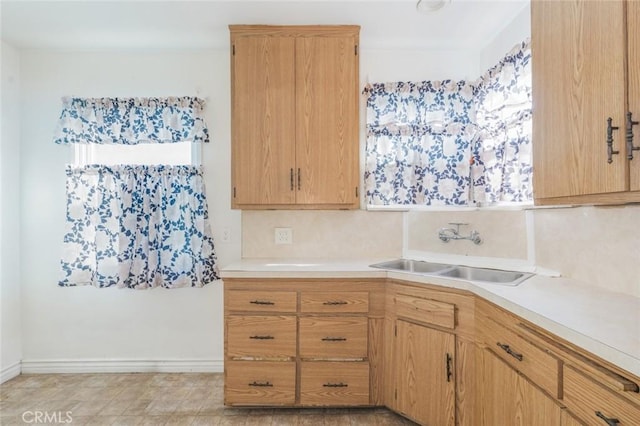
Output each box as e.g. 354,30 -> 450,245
221,227 -> 232,243
274,227 -> 293,245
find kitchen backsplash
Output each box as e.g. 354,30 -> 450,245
242,205 -> 639,297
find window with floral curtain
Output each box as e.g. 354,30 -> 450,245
364,40 -> 532,207
54,97 -> 219,289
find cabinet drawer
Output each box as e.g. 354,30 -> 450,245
564,365 -> 640,426
299,317 -> 368,359
395,293 -> 455,329
225,361 -> 296,406
227,316 -> 296,359
300,291 -> 369,313
226,290 -> 297,313
482,319 -> 560,398
300,362 -> 369,406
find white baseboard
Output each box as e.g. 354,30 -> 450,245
1,361 -> 22,383
21,359 -> 224,374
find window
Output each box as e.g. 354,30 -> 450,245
72,141 -> 199,166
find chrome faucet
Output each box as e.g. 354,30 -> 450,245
438,222 -> 482,245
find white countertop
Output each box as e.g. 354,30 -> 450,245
221,258 -> 640,378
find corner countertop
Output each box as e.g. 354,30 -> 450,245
220,258 -> 640,378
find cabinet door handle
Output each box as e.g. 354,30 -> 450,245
626,112 -> 640,160
290,168 -> 294,191
323,382 -> 348,388
321,337 -> 347,342
249,335 -> 274,340
297,168 -> 301,190
446,353 -> 453,382
250,300 -> 275,306
607,117 -> 621,163
323,301 -> 348,306
497,342 -> 524,362
595,411 -> 620,426
249,381 -> 273,387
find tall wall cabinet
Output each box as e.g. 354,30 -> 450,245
532,0 -> 640,205
230,25 -> 360,209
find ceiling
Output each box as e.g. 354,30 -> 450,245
1,0 -> 529,51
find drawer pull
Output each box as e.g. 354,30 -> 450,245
497,342 -> 523,362
249,335 -> 275,340
321,337 -> 347,342
323,301 -> 348,305
249,300 -> 275,305
595,411 -> 620,426
446,353 -> 453,382
323,382 -> 348,388
249,381 -> 273,387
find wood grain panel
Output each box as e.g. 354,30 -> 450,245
629,0 -> 640,191
225,361 -> 296,406
231,35 -> 296,206
299,317 -> 368,359
226,316 -> 296,359
300,362 -> 369,406
368,318 -> 384,406
295,35 -> 359,207
394,320 -> 456,426
300,291 -> 368,313
532,0 -> 628,200
226,290 -> 297,313
395,293 -> 456,329
563,364 -> 640,426
561,410 -> 585,426
456,339 -> 477,426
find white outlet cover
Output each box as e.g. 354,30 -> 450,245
274,227 -> 293,245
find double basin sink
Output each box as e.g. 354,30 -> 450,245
370,259 -> 532,286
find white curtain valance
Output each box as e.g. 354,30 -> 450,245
53,96 -> 210,145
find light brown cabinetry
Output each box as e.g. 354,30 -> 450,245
230,25 -> 360,210
224,279 -> 385,406
532,0 -> 640,205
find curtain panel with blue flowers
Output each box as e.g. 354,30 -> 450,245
53,96 -> 209,145
364,40 -> 532,206
59,165 -> 219,289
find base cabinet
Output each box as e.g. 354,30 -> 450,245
393,319 -> 456,426
479,348 -> 562,426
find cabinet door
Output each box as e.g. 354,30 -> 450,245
532,0 -> 628,200
629,0 -> 640,191
480,348 -> 562,426
232,35 -> 296,206
295,35 -> 359,206
394,320 -> 455,426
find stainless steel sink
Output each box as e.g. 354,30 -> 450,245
437,265 -> 532,285
369,259 -> 533,286
369,259 -> 452,274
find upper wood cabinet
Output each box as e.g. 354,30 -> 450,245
230,25 -> 360,209
532,0 -> 640,205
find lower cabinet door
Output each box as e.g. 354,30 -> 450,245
300,361 -> 370,406
225,361 -> 296,406
480,348 -> 562,426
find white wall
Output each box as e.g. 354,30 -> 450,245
479,3 -> 531,72
1,41 -> 23,382
19,50 -> 240,370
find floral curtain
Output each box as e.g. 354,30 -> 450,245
53,97 -> 209,145
473,40 -> 532,204
59,165 -> 219,289
364,80 -> 477,205
364,40 -> 532,207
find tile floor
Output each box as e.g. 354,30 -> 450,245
0,373 -> 417,425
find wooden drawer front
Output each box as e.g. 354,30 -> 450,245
227,316 -> 296,359
300,362 -> 370,406
395,293 -> 455,329
225,361 -> 296,406
300,291 -> 369,313
564,365 -> 640,426
226,290 -> 297,313
299,317 -> 368,359
483,320 -> 559,398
